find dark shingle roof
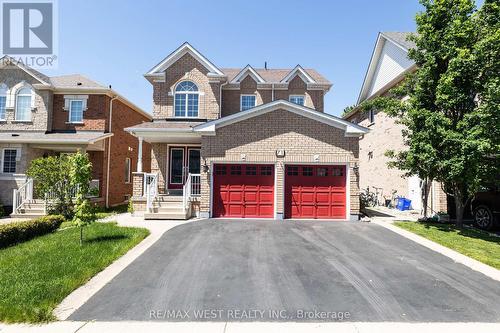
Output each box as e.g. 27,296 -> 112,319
381,32 -> 416,51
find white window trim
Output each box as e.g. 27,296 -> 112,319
174,81 -> 200,118
1,148 -> 20,174
125,157 -> 131,183
14,87 -> 33,122
240,94 -> 257,111
289,95 -> 305,105
68,99 -> 84,124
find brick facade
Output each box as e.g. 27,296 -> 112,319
346,108 -> 447,213
153,53 -> 221,120
0,66 -> 151,209
0,68 -> 52,132
52,94 -> 109,131
200,109 -> 360,219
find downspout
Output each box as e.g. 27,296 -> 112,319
272,83 -> 275,101
105,95 -> 119,208
219,81 -> 228,118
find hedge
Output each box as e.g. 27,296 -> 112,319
0,215 -> 65,248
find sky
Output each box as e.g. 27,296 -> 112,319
46,0 -> 428,116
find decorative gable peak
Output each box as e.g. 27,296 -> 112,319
281,65 -> 316,84
230,65 -> 265,84
145,42 -> 224,81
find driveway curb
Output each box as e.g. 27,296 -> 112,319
373,220 -> 500,282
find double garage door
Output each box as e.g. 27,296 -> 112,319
213,164 -> 346,219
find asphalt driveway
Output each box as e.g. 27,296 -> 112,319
70,220 -> 500,322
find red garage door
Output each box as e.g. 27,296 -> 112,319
285,165 -> 346,219
213,164 -> 274,218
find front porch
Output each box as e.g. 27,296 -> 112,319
0,131 -> 111,217
125,121 -> 203,220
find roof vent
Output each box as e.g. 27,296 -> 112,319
11,133 -> 19,137
77,82 -> 82,86
264,61 -> 268,70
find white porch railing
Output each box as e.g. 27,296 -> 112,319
144,173 -> 158,212
183,173 -> 201,208
45,179 -> 100,201
12,178 -> 33,214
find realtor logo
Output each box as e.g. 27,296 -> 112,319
1,0 -> 58,68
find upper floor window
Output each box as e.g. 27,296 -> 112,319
69,100 -> 84,123
240,94 -> 256,111
174,81 -> 199,117
15,87 -> 32,121
289,95 -> 305,106
0,84 -> 7,120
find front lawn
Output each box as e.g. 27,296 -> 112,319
394,221 -> 500,269
0,222 -> 149,323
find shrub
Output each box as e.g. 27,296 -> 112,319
0,215 -> 65,248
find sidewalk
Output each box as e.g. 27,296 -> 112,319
1,321 -> 499,333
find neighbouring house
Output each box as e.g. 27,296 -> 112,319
126,42 -> 368,220
343,32 -> 447,214
0,56 -> 151,217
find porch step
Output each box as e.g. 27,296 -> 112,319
151,206 -> 186,214
144,212 -> 189,220
20,208 -> 45,214
22,203 -> 45,209
155,195 -> 183,203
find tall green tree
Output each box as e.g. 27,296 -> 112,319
357,0 -> 499,227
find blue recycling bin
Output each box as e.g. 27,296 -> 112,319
396,197 -> 412,211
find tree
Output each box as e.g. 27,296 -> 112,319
69,151 -> 95,245
27,154 -> 74,218
357,0 -> 499,227
341,105 -> 356,117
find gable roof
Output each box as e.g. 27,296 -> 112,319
145,42 -> 224,79
356,32 -> 416,105
194,100 -> 368,137
381,32 -> 416,51
230,65 -> 266,84
281,65 -> 316,83
0,56 -> 51,85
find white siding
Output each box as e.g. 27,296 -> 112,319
366,40 -> 414,98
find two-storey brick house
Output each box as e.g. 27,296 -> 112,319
0,57 -> 151,217
127,43 -> 368,220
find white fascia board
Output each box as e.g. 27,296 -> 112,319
146,42 -> 224,76
357,33 -> 386,104
281,65 -> 316,84
193,100 -> 369,135
231,65 -> 266,84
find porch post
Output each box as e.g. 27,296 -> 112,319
137,136 -> 143,173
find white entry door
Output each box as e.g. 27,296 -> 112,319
408,175 -> 422,211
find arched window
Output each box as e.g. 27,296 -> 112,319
15,87 -> 32,121
0,84 -> 7,120
174,81 -> 199,117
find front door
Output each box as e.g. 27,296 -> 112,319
168,146 -> 200,190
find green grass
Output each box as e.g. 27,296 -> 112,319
94,204 -> 128,219
394,221 -> 500,269
0,222 -> 149,323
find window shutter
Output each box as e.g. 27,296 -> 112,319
6,91 -> 14,108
